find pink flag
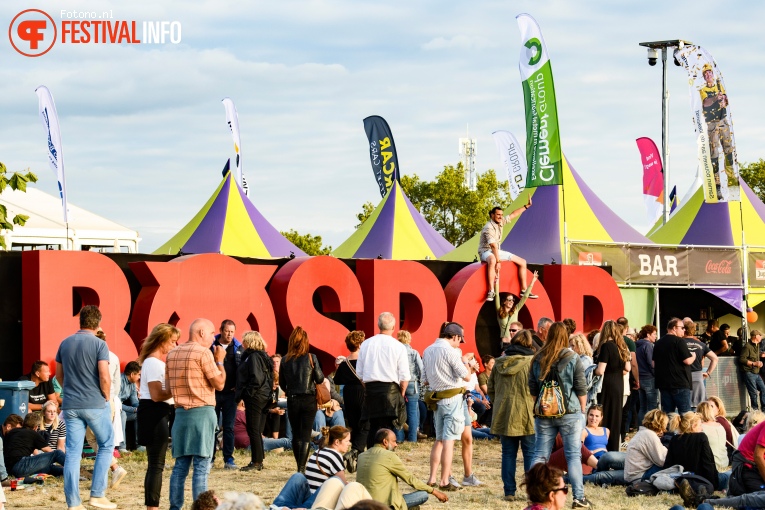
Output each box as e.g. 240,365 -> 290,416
636,137 -> 664,223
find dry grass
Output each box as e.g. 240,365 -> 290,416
3,439 -> 730,509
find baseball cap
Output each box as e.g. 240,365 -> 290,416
443,323 -> 465,342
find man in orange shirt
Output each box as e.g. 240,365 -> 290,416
166,318 -> 226,510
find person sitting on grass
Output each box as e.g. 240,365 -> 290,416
3,412 -> 65,478
357,429 -> 448,510
665,412 -> 729,491
580,409 -> 669,486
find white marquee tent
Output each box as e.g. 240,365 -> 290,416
0,187 -> 140,252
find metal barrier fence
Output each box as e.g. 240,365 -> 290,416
697,357 -> 748,415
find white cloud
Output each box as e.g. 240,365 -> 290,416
422,35 -> 497,51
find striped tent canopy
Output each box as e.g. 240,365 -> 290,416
154,171 -> 305,258
648,178 -> 765,306
441,155 -> 650,263
333,180 -> 454,260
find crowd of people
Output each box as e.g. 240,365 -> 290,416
0,207 -> 763,510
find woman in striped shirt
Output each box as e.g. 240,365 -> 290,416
305,425 -> 351,493
42,400 -> 66,451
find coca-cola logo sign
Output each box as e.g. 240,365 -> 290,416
705,259 -> 733,274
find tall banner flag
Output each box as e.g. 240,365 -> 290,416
669,185 -> 678,213
492,130 -> 527,200
517,13 -> 562,188
221,98 -> 248,196
35,85 -> 69,224
363,115 -> 400,197
675,45 -> 739,203
636,137 -> 664,223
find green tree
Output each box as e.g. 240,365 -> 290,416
741,159 -> 765,202
0,162 -> 37,250
355,163 -> 511,246
355,201 -> 375,229
280,229 -> 332,256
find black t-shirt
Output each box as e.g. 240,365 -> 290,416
709,331 -> 729,354
653,334 -> 693,390
3,428 -> 48,471
699,332 -> 713,345
18,375 -> 55,406
684,337 -> 710,372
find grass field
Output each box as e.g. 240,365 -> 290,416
3,439 -> 729,509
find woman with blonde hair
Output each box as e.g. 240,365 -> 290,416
569,333 -> 593,366
237,331 -> 274,472
707,396 -> 738,454
42,400 -> 66,451
594,320 -> 631,452
696,401 -> 729,471
665,412 -> 728,490
281,326 -> 325,473
138,323 -> 180,510
395,330 -> 423,443
529,322 -> 590,507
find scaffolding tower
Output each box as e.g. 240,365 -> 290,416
459,136 -> 477,191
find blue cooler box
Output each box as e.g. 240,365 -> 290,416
0,380 -> 36,424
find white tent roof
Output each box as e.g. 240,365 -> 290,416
0,187 -> 140,252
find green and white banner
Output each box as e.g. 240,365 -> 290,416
516,13 -> 562,187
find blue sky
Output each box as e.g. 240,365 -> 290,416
1,0 -> 764,252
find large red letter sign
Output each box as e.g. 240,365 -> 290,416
269,256 -> 364,371
543,265 -> 624,332
130,254 -> 278,353
22,251 -> 135,371
445,262 -> 554,359
355,259 -> 447,353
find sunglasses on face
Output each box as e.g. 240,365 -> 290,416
552,486 -> 569,495
509,328 -> 519,333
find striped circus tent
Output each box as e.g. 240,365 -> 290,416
333,180 -> 454,260
441,156 -> 650,263
154,171 -> 305,258
648,178 -> 765,306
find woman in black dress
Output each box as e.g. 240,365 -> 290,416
236,331 -> 274,472
594,320 -> 631,452
281,326 -> 325,473
333,330 -> 367,455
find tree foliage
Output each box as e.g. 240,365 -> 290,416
280,229 -> 332,256
355,201 -> 375,229
0,162 -> 38,250
355,163 -> 512,246
741,159 -> 765,203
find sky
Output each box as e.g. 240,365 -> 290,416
1,0 -> 764,253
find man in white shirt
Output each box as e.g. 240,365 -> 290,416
356,312 -> 410,448
422,323 -> 471,491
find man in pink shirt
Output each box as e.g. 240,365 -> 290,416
730,420 -> 765,495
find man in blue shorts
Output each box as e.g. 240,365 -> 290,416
422,323 -> 471,491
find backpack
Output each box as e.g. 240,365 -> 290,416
534,354 -> 569,418
675,473 -> 714,496
625,480 -> 659,497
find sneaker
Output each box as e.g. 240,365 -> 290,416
619,441 -> 629,451
447,476 -> 462,489
311,430 -> 321,439
522,290 -> 538,299
438,483 -> 461,492
572,497 -> 592,509
89,497 -> 118,509
503,494 -> 519,501
224,460 -> 238,470
485,290 -> 495,302
110,466 -> 127,489
462,473 -> 483,487
135,446 -> 146,453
